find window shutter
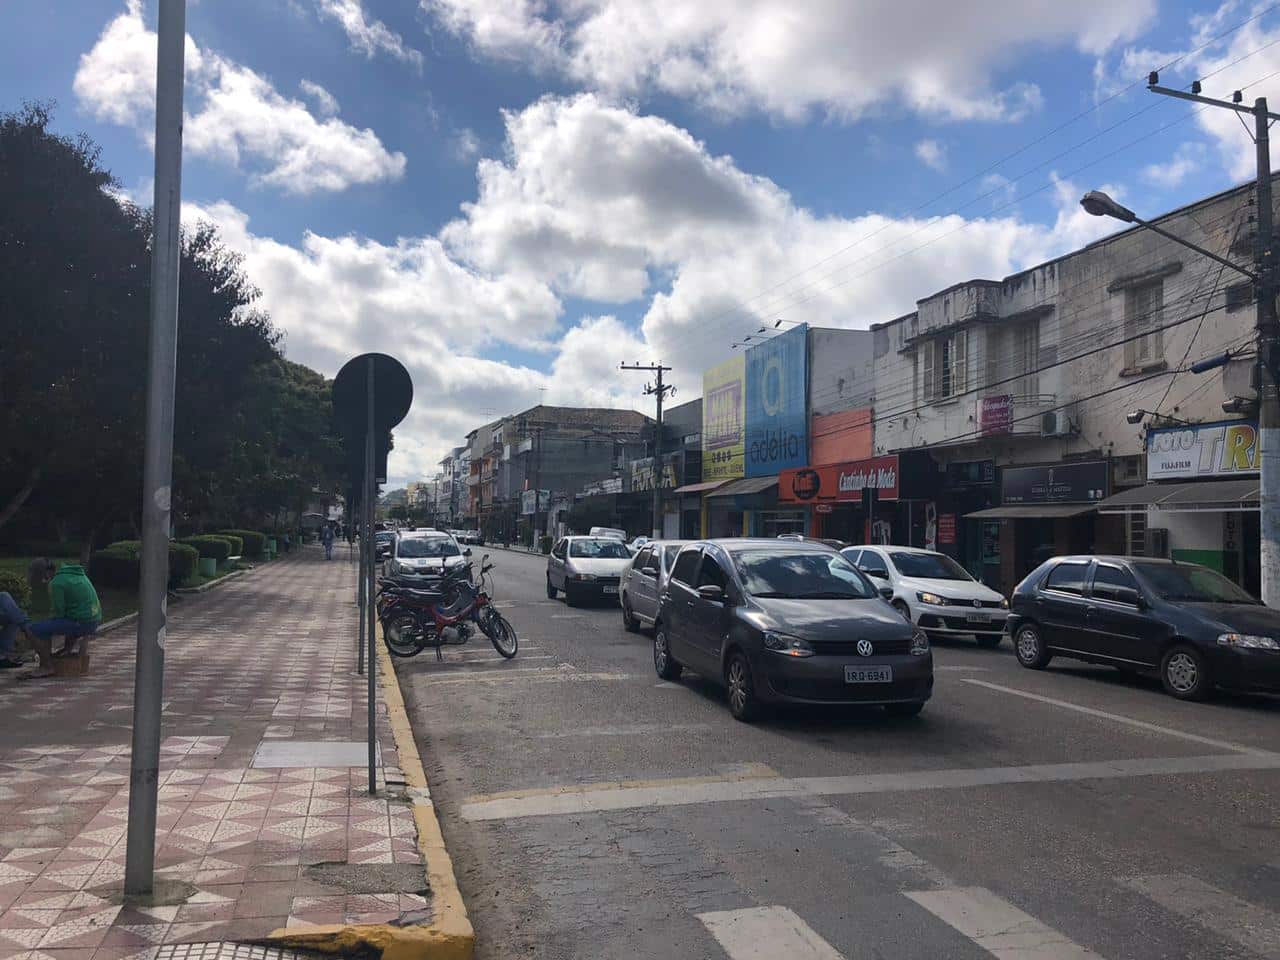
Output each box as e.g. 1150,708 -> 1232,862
922,341 -> 935,402
953,330 -> 968,395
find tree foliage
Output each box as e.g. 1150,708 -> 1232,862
0,103 -> 343,553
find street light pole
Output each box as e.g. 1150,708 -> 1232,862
125,0 -> 187,899
620,362 -> 675,538
1082,74 -> 1280,603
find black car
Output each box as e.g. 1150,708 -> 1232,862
374,531 -> 397,560
652,539 -> 932,721
1007,555 -> 1280,700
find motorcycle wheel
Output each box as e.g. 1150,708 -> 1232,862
383,613 -> 426,657
480,610 -> 518,659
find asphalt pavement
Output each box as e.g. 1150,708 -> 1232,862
396,546 -> 1280,960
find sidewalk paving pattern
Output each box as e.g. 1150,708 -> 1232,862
0,549 -> 428,959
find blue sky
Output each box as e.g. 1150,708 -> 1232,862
4,0 -> 1279,481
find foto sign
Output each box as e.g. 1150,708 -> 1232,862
1147,420 -> 1258,479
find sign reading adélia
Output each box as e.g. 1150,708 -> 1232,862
1147,420 -> 1258,479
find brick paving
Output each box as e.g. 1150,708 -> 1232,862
0,547 -> 428,959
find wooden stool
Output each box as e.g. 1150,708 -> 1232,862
52,653 -> 90,677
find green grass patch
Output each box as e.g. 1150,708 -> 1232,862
0,554 -> 135,623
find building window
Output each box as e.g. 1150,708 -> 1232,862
1124,280 -> 1163,370
1014,321 -> 1039,396
922,330 -> 967,403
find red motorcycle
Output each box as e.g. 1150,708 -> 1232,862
377,555 -> 517,661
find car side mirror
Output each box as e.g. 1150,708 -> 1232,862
878,585 -> 894,600
464,548 -> 473,557
863,568 -> 886,580
642,565 -> 659,576
697,584 -> 725,602
1114,587 -> 1144,608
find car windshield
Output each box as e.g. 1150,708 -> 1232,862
1133,562 -> 1260,604
398,536 -> 459,558
732,550 -> 876,600
569,538 -> 631,559
890,551 -> 973,581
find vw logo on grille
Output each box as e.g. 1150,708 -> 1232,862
973,599 -> 982,608
856,638 -> 874,657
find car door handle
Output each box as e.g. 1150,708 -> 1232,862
1085,606 -> 1097,616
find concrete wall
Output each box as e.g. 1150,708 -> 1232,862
809,328 -> 875,416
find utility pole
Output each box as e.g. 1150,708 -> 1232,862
1147,76 -> 1280,603
620,362 -> 675,538
125,0 -> 186,899
531,426 -> 543,548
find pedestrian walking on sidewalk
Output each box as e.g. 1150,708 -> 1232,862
0,591 -> 32,669
321,522 -> 335,560
25,559 -> 102,678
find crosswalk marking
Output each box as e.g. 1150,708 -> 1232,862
906,887 -> 1104,959
1121,874 -> 1280,959
697,906 -> 845,960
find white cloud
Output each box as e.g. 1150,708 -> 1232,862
914,139 -> 947,172
314,0 -> 425,70
451,127 -> 481,162
423,0 -> 1151,122
1141,141 -> 1206,188
75,2 -> 406,194
300,79 -> 340,117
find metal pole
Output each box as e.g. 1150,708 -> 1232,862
653,369 -> 665,539
365,358 -> 377,794
356,515 -> 365,674
1254,97 -> 1280,605
533,428 -> 542,548
125,0 -> 186,899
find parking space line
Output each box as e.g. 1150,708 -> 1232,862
459,752 -> 1280,820
905,886 -> 1104,958
420,670 -> 633,687
697,906 -> 846,959
960,679 -> 1273,755
1120,874 -> 1280,958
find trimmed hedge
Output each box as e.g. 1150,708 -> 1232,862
178,535 -> 233,563
215,533 -> 243,556
90,540 -> 199,589
218,529 -> 266,559
0,571 -> 31,609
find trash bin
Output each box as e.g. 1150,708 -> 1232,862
198,557 -> 217,577
267,538 -> 278,559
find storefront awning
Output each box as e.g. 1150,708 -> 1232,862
672,480 -> 726,495
964,504 -> 1097,519
706,476 -> 779,498
1095,478 -> 1260,513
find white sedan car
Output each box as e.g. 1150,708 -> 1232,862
842,545 -> 1008,647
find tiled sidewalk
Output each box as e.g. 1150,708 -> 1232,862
0,547 -> 428,959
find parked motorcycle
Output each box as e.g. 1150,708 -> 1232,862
376,555 -> 517,661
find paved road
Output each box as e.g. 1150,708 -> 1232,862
397,546 -> 1280,960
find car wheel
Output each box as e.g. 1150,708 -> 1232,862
725,651 -> 759,722
1161,644 -> 1211,701
545,575 -> 557,599
653,623 -> 681,680
884,701 -> 925,719
891,600 -> 912,623
622,595 -> 639,632
975,633 -> 1003,649
1014,623 -> 1052,669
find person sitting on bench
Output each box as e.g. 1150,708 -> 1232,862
26,559 -> 102,677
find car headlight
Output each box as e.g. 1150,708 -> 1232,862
763,632 -> 815,657
999,598 -> 1009,610
910,630 -> 930,656
917,591 -> 947,606
1217,633 -> 1280,650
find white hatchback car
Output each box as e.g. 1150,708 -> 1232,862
842,545 -> 1008,647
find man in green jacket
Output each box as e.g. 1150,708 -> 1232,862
27,561 -> 102,677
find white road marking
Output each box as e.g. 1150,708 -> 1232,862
443,655 -> 556,666
697,906 -> 845,960
906,887 -> 1103,958
420,670 -> 632,687
459,752 -> 1280,820
961,679 -> 1271,755
1121,874 -> 1280,959
935,665 -> 992,672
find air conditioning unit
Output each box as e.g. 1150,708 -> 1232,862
1145,528 -> 1170,558
1040,410 -> 1073,437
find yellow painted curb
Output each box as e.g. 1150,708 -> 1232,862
266,618 -> 475,959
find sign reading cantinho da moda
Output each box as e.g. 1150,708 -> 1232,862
744,324 -> 808,477
1147,419 -> 1258,479
778,455 -> 900,503
702,354 -> 746,481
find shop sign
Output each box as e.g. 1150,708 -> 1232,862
744,325 -> 808,477
1001,460 -> 1108,505
946,459 -> 995,486
938,513 -> 956,545
581,477 -> 622,496
778,455 -> 900,503
980,395 -> 1013,436
1147,420 -> 1258,479
631,455 -> 677,492
702,354 -> 746,481
811,407 -> 873,466
815,503 -> 833,514
981,522 -> 1000,564
520,489 -> 549,515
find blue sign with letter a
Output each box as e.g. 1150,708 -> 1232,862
744,324 -> 808,478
